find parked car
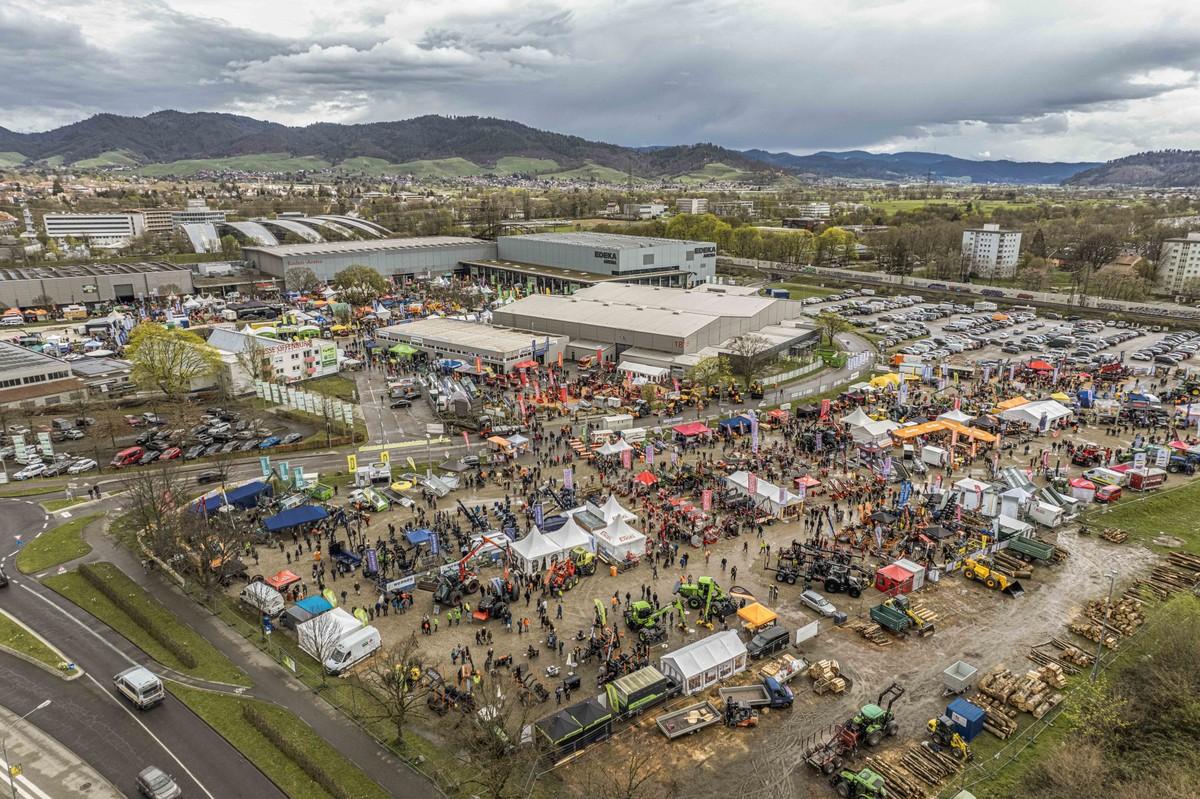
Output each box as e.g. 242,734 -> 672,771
258,436 -> 281,449
196,471 -> 222,484
1095,484 -> 1122,503
13,463 -> 46,480
114,666 -> 165,710
799,589 -> 840,618
67,458 -> 98,474
281,433 -> 303,445
160,447 -> 182,460
41,461 -> 70,477
183,445 -> 205,460
138,450 -> 162,466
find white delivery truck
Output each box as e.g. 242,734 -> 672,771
603,414 -> 635,431
240,582 -> 285,617
973,301 -> 998,312
298,608 -> 381,675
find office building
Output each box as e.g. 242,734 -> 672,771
171,199 -> 227,227
710,200 -> 755,218
676,198 -> 708,215
204,327 -> 341,394
43,212 -> 145,248
794,202 -> 831,219
131,208 -> 176,235
961,223 -> 1022,278
1155,232 -> 1200,294
491,232 -> 717,286
0,341 -> 86,408
243,237 -> 496,283
622,203 -> 667,220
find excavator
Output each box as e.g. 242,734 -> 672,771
961,556 -> 1025,598
433,533 -> 508,606
623,598 -> 686,643
675,576 -> 739,621
925,716 -> 971,761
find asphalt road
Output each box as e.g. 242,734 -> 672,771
0,501 -> 282,799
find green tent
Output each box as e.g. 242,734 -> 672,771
389,343 -> 418,356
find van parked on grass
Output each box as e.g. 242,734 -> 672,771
240,581 -> 285,617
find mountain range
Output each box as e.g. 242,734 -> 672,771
0,111 -> 1182,185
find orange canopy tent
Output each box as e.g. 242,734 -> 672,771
891,419 -> 997,444
634,470 -> 658,486
995,396 -> 1030,411
737,602 -> 779,631
265,570 -> 301,590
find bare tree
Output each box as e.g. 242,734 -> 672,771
570,745 -> 675,799
451,685 -> 541,799
298,607 -> 349,687
726,333 -> 776,389
361,634 -> 427,746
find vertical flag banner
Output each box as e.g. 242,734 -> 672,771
277,461 -> 289,481
796,482 -> 807,502
749,411 -> 759,453
563,467 -> 573,491
645,443 -> 654,466
347,454 -> 358,472
621,448 -> 633,469
292,466 -> 305,488
701,489 -> 712,511
820,399 -> 831,419
747,472 -> 758,495
533,503 -> 544,529
463,431 -> 471,449
259,456 -> 271,477
379,450 -> 390,465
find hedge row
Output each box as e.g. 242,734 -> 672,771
240,704 -> 352,799
77,563 -> 198,669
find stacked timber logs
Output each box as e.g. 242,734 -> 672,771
993,551 -> 1032,577
1084,596 -> 1144,635
1069,619 -> 1120,649
1048,638 -> 1094,668
978,667 -> 1063,718
970,694 -> 1019,738
1133,553 -> 1200,599
1027,645 -> 1081,676
863,756 -> 926,799
900,745 -> 965,785
1052,545 -> 1070,563
1100,528 -> 1128,544
849,620 -> 892,646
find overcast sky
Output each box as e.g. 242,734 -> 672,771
3,0 -> 1199,162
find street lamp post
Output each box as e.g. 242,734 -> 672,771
2,699 -> 50,799
1091,570 -> 1117,682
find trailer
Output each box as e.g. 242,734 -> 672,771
869,602 -> 913,635
759,653 -> 809,685
1003,534 -> 1056,563
656,700 -> 722,739
942,661 -> 978,695
718,684 -> 772,707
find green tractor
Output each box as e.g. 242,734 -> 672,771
831,767 -> 887,799
570,547 -> 597,576
845,683 -> 904,747
624,598 -> 685,643
675,576 -> 738,620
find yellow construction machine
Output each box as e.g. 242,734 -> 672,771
961,557 -> 1024,598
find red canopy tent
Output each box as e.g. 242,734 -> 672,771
795,475 -> 820,488
634,470 -> 658,486
874,563 -> 915,595
1027,360 -> 1053,372
672,422 -> 712,437
512,360 -> 538,370
265,570 -> 301,591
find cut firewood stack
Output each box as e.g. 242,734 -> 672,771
807,659 -> 849,695
1069,619 -> 1120,649
1052,545 -> 1070,563
863,756 -> 927,799
1048,637 -> 1095,668
1132,553 -> 1200,600
1028,643 -> 1081,675
1100,527 -> 1128,544
849,619 -> 892,646
993,551 -> 1032,577
969,694 -> 1019,738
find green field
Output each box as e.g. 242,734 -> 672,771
304,374 -> 358,401
1084,478 -> 1200,554
869,198 -> 1039,214
16,513 -> 101,574
677,162 -> 750,183
40,497 -> 88,512
44,562 -> 250,685
73,149 -> 140,168
0,611 -> 67,671
546,162 -> 634,182
493,156 -> 560,174
137,152 -> 333,177
0,151 -> 26,167
387,157 -> 483,178
0,484 -> 65,498
169,683 -> 389,799
766,282 -> 838,299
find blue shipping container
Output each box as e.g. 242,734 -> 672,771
946,697 -> 986,742
770,289 -> 790,299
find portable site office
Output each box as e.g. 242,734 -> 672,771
534,697 -> 614,756
604,665 -> 675,715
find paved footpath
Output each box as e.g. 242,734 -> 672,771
0,702 -> 121,799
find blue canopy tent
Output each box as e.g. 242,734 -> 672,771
718,416 -> 752,433
296,596 -> 332,615
263,504 -> 328,532
226,481 -> 273,509
405,528 -> 440,555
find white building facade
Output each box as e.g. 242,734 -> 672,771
795,202 -> 831,218
43,213 -> 145,248
622,203 -> 667,220
676,198 -> 708,214
961,223 -> 1022,279
1155,232 -> 1200,294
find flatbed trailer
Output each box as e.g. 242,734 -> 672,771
718,684 -> 771,708
759,653 -> 809,684
656,701 -> 722,739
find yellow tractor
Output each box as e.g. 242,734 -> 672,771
925,717 -> 971,761
961,557 -> 1024,598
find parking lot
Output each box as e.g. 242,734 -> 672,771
1,400 -> 318,482
796,289 -> 1187,376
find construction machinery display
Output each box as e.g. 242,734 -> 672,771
624,598 -> 686,643
869,595 -> 935,637
925,716 -> 971,761
831,767 -> 888,799
961,556 -> 1025,597
675,576 -> 739,620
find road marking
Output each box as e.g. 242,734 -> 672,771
85,673 -> 216,799
16,583 -> 138,666
0,754 -> 54,799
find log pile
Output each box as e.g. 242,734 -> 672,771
1049,637 -> 1095,668
900,745 -> 965,785
1069,619 -> 1120,649
978,667 -> 1063,718
1084,596 -> 1144,635
1027,645 -> 1080,676
1100,528 -> 1128,544
1133,554 -> 1200,599
863,756 -> 927,799
970,694 -> 1019,738
993,551 -> 1032,577
849,619 -> 892,646
1052,545 -> 1070,563
807,659 -> 849,695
